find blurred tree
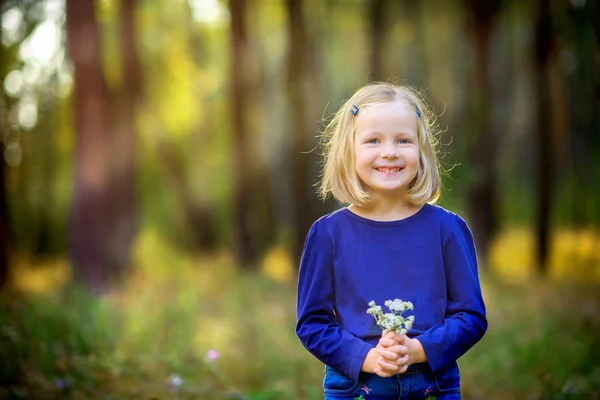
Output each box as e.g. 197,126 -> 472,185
564,0 -> 600,226
157,136 -> 218,250
591,0 -> 600,222
32,92 -> 59,257
229,0 -> 254,268
286,0 -> 320,263
368,0 -> 385,81
66,0 -> 111,291
1,0 -> 51,259
243,3 -> 278,260
0,0 -> 9,290
0,143 -> 7,290
464,0 -> 502,264
136,0 -> 222,251
105,0 -> 140,274
534,0 -> 556,273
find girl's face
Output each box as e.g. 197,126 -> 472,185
353,100 -> 420,199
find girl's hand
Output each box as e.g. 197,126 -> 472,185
381,330 -> 404,345
373,331 -> 409,377
403,335 -> 427,365
377,330 -> 405,360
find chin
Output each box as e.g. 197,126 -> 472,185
372,185 -> 408,193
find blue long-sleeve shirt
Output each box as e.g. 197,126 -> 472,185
296,204 -> 487,382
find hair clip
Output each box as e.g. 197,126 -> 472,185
351,104 -> 359,116
410,101 -> 421,118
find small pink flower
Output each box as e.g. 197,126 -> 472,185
361,384 -> 372,394
168,373 -> 183,392
206,349 -> 219,361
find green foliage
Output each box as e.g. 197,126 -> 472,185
4,0 -> 600,263
2,239 -> 600,399
2,0 -> 600,397
460,281 -> 600,399
0,289 -> 117,398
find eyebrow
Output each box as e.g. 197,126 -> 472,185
357,130 -> 416,137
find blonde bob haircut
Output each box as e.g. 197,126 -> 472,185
319,82 -> 441,207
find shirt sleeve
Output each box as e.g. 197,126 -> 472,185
416,214 -> 488,373
296,219 -> 373,381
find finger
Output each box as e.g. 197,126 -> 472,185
376,347 -> 399,361
378,342 -> 407,357
373,368 -> 394,378
376,357 -> 400,373
378,338 -> 400,347
396,364 -> 409,375
395,355 -> 410,366
382,330 -> 398,340
388,345 -> 409,355
383,331 -> 405,344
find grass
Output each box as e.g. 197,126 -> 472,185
460,280 -> 600,399
1,226 -> 599,399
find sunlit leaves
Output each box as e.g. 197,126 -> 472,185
1,7 -> 26,46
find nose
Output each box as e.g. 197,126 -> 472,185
380,142 -> 399,159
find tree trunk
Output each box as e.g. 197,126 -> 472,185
0,142 -> 8,291
369,0 -> 385,81
534,0 -> 555,274
464,0 -> 502,266
157,136 -> 218,250
66,0 -> 111,292
229,0 -> 254,268
286,0 -> 318,264
104,0 -> 140,277
34,92 -> 57,257
0,2 -> 9,290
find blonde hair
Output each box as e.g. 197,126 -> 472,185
319,82 -> 441,207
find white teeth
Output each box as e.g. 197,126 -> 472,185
376,167 -> 401,173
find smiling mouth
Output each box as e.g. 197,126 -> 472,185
375,167 -> 403,174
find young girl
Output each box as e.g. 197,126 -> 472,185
296,82 -> 487,400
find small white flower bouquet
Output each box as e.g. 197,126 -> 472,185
366,299 -> 415,335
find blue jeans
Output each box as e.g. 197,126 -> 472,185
323,362 -> 461,400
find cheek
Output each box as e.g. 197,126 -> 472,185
355,149 -> 374,165
406,149 -> 420,166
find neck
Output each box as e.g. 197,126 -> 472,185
350,193 -> 421,222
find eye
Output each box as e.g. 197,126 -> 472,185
366,138 -> 379,144
398,138 -> 411,144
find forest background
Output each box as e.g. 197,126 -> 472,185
0,0 -> 599,399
